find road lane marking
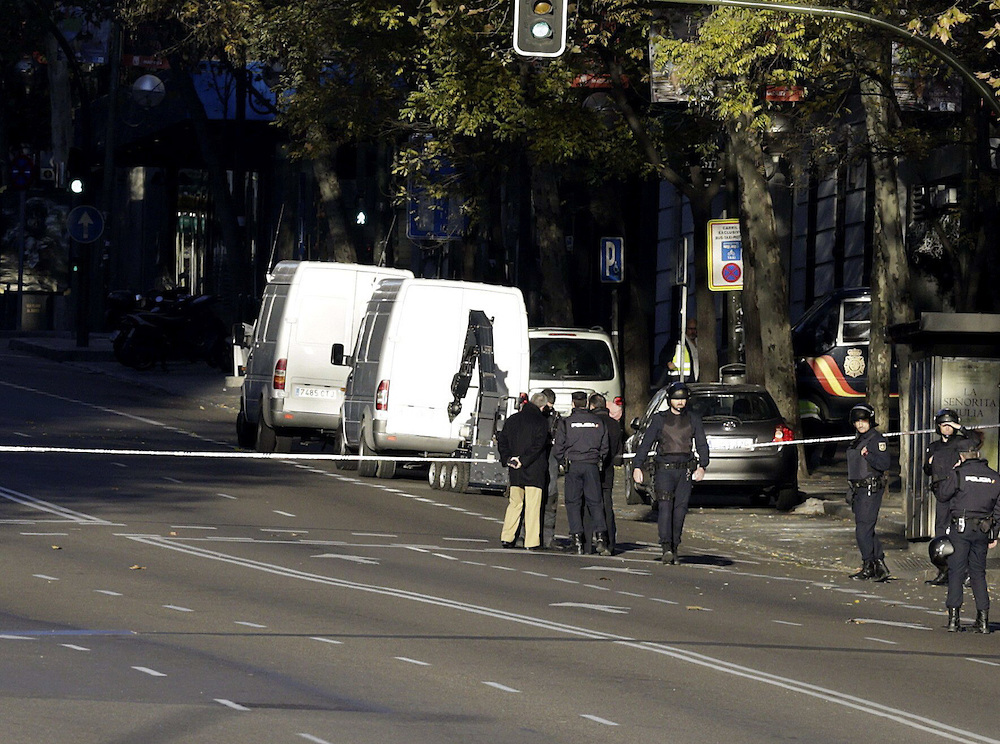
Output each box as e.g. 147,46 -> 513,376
61,644 -> 90,651
21,532 -> 69,536
773,620 -> 803,627
33,574 -> 59,581
215,699 -> 250,711
163,477 -> 183,484
353,532 -> 397,538
443,537 -> 489,543
313,554 -> 380,565
273,510 -> 296,517
163,604 -> 193,612
550,602 -> 630,615
298,735 -> 333,744
311,637 -> 343,645
581,714 -> 619,726
581,566 -> 652,576
967,658 -> 1000,667
171,525 -> 217,530
235,621 -> 267,628
864,637 -> 898,645
649,598 -> 679,605
132,666 -> 167,677
127,534 -> 1000,743
395,657 -> 430,666
523,571 -> 549,578
94,590 -> 122,596
433,553 -> 458,560
849,619 -> 932,631
217,493 -> 237,499
492,565 -> 517,572
0,635 -> 35,640
483,681 -> 520,693
1,487 -> 115,525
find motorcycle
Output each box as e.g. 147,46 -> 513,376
111,292 -> 230,371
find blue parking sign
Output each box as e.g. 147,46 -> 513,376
600,237 -> 624,283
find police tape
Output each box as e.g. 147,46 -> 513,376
0,445 -> 492,463
621,422 -> 1000,455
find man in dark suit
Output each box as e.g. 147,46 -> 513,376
497,392 -> 552,550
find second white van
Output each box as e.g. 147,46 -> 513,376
527,327 -> 622,415
341,278 -> 530,482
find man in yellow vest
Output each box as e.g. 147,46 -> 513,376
665,319 -> 699,383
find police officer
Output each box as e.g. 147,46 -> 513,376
845,403 -> 892,582
553,391 -> 610,555
582,393 -> 623,554
937,431 -> 1000,633
923,408 -> 968,585
631,382 -> 710,564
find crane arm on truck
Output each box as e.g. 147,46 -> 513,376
447,310 -> 508,446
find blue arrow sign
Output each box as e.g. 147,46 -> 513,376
67,205 -> 104,244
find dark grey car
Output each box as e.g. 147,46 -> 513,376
624,383 -> 800,510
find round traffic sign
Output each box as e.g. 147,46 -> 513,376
67,205 -> 105,243
721,262 -> 742,283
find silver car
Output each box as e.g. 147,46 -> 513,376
625,383 -> 800,510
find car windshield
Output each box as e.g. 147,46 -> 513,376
686,392 -> 778,422
529,338 -> 614,380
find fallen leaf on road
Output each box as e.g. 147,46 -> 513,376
130,565 -> 146,570
51,545 -> 61,550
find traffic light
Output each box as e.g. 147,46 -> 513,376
513,0 -> 567,58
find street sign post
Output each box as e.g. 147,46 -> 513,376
599,237 -> 624,283
708,218 -> 743,291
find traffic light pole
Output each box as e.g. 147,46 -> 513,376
652,0 -> 1000,119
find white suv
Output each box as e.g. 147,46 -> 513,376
528,327 -> 622,415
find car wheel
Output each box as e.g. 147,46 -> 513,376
333,426 -> 356,471
775,484 -> 801,511
450,462 -> 470,493
358,435 -> 378,478
438,463 -> 453,490
376,456 -> 396,480
427,461 -> 440,489
236,403 -> 255,449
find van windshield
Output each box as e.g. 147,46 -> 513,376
530,338 -> 615,381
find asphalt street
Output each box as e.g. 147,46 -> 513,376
2,334 -> 998,744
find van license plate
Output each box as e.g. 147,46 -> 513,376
295,387 -> 337,399
707,437 -> 754,451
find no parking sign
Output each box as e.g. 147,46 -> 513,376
708,219 -> 743,292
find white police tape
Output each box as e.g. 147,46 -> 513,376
621,422 -> 1000,456
0,445 -> 492,463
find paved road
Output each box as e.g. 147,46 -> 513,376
2,342 -> 998,743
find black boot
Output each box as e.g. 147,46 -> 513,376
594,532 -> 611,557
871,558 -> 890,583
849,561 -> 875,581
974,610 -> 991,634
926,567 -> 949,586
947,608 -> 962,632
567,533 -> 585,555
661,544 -> 677,565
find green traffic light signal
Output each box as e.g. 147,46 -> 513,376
514,0 -> 567,57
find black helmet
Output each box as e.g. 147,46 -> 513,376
934,408 -> 961,427
929,536 -> 955,569
849,403 -> 876,424
666,382 -> 690,400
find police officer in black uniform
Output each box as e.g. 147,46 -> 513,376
923,408 -> 968,585
631,382 -> 710,565
582,393 -> 623,554
937,431 -> 1000,633
553,391 -> 610,555
846,403 -> 892,582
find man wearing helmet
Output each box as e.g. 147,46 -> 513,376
937,431 -> 1000,633
846,403 -> 892,581
631,382 -> 710,564
923,409 -> 968,585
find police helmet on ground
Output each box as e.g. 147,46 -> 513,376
928,535 -> 955,569
849,403 -> 876,425
666,382 -> 690,401
934,408 -> 961,427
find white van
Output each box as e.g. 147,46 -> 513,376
237,261 -> 413,452
341,278 -> 529,483
527,327 -> 622,415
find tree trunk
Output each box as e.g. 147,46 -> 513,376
530,161 -> 573,325
45,34 -> 72,172
727,119 -> 800,437
690,193 -> 719,382
312,154 -> 357,263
